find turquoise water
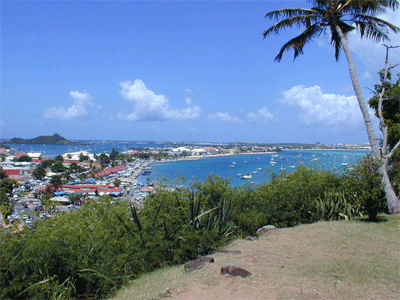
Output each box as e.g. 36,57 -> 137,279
9,143 -> 369,187
139,150 -> 370,187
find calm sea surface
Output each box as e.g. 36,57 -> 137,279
139,149 -> 370,187
10,143 -> 369,187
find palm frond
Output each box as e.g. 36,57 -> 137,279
377,0 -> 399,10
329,20 -> 354,61
353,13 -> 400,41
274,23 -> 323,62
265,8 -> 316,20
330,24 -> 342,61
263,14 -> 317,37
341,0 -> 384,14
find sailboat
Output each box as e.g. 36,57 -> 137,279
342,155 -> 348,167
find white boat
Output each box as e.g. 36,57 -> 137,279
257,168 -> 263,171
241,174 -> 252,179
342,155 -> 348,166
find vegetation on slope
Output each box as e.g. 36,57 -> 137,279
0,160 -> 394,299
6,133 -> 85,145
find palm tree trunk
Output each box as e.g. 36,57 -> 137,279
335,25 -> 400,214
381,159 -> 400,213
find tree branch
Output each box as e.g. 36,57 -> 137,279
387,140 -> 400,160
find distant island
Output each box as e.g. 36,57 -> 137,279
6,133 -> 87,145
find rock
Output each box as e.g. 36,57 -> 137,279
184,256 -> 214,272
244,236 -> 257,241
256,225 -> 277,235
221,264 -> 251,278
213,249 -> 241,255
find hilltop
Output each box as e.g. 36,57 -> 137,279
114,214 -> 400,300
6,133 -> 85,145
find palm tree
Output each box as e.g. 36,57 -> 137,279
263,0 -> 400,213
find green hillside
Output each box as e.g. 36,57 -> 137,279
6,133 -> 84,145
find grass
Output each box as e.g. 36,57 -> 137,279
113,214 -> 400,300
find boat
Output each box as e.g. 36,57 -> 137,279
241,174 -> 252,179
252,171 -> 258,174
342,155 -> 348,166
236,173 -> 243,177
257,168 -> 263,171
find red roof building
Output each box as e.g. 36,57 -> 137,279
4,169 -> 24,177
93,165 -> 128,178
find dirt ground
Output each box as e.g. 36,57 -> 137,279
115,217 -> 400,300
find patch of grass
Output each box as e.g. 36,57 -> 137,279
113,214 -> 400,300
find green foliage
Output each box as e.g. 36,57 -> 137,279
50,160 -> 65,173
114,178 -> 122,187
110,148 -> 119,161
32,165 -> 46,180
0,177 -> 18,195
79,153 -> 89,162
0,167 -> 7,180
315,189 -> 362,221
50,175 -> 63,191
14,155 -> 32,162
0,162 -> 387,299
369,71 -> 400,151
97,153 -> 110,166
344,156 -> 386,220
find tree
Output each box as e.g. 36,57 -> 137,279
15,155 -> 32,162
0,168 -> 7,180
33,165 -> 46,180
55,154 -> 64,162
263,0 -> 400,213
368,45 -> 400,207
109,148 -> 119,161
50,175 -> 63,191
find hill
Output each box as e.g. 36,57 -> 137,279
6,133 -> 84,145
114,214 -> 400,300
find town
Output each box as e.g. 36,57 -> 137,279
0,142 -> 371,232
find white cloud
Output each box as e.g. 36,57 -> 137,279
207,112 -> 241,123
246,107 -> 274,123
185,88 -> 193,94
281,85 -> 365,127
185,97 -> 192,104
115,79 -> 201,121
44,90 -> 94,120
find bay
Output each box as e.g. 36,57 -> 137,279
139,149 -> 370,187
9,143 -> 369,187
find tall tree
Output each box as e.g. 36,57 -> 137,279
263,0 -> 400,213
368,45 -> 400,205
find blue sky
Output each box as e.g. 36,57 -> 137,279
2,1 -> 399,144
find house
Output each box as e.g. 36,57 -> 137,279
4,169 -> 24,177
191,148 -> 207,156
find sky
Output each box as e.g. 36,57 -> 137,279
2,0 -> 400,144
